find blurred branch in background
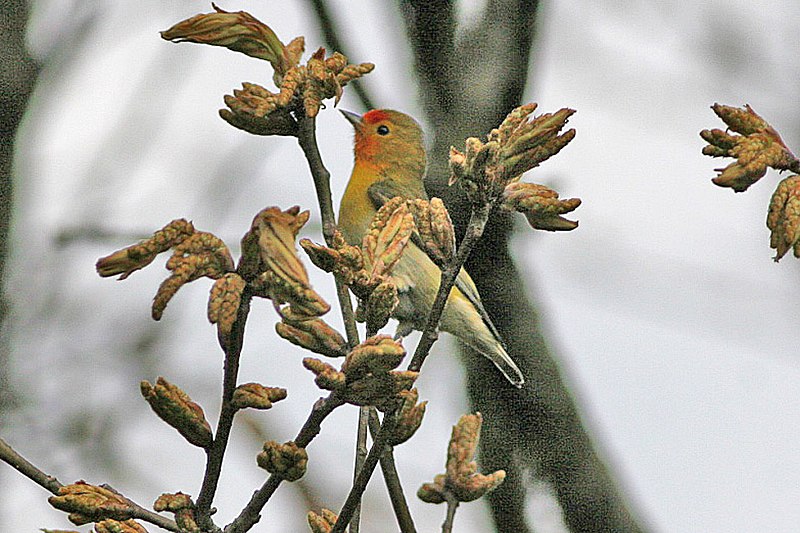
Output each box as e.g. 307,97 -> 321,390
393,2 -> 645,531
311,1 -> 646,529
0,0 -> 39,420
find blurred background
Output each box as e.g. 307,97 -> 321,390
2,1 -> 799,532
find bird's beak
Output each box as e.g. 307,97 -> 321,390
339,109 -> 362,127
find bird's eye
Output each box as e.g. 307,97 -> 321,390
377,125 -> 390,135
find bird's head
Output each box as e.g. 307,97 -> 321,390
341,109 -> 426,177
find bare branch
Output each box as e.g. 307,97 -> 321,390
368,410 -> 416,533
0,437 -> 63,495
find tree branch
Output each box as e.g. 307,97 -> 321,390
225,393 -> 345,533
195,287 -> 254,532
399,2 -> 648,531
0,437 -> 62,495
441,492 -> 459,533
296,115 -> 360,345
408,202 -> 492,372
0,438 -> 181,532
368,410 -> 416,533
329,411 -> 400,533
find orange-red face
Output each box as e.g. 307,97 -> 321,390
348,109 -> 425,169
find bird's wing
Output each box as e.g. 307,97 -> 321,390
368,179 -> 506,349
367,177 -> 428,206
453,270 -> 507,350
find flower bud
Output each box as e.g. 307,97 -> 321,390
257,441 -> 308,481
275,316 -> 348,358
94,519 -> 148,533
140,378 -> 213,449
231,383 -> 287,410
389,388 -> 427,446
307,508 -> 338,533
767,175 -> 800,261
207,273 -> 246,339
49,482 -> 133,523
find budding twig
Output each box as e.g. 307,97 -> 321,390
195,285 -> 254,532
296,113 -> 415,533
224,393 -> 345,533
296,115 -> 360,346
442,493 -> 459,533
408,201 -> 494,373
0,438 -> 181,532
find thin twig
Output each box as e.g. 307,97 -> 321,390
224,393 -> 345,533
0,438 -> 181,532
296,115 -> 360,345
195,287 -> 254,532
407,201 -> 493,372
0,437 -> 62,494
368,410 -> 417,533
442,493 -> 459,533
329,411 -> 400,533
349,405 -> 371,533
349,323 -> 381,533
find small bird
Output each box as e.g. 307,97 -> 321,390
338,108 -> 524,387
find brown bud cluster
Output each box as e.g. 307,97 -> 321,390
275,314 -> 348,358
302,198 -> 419,332
389,388 -> 427,446
163,7 -> 373,134
449,104 -> 576,203
302,336 -> 417,410
501,182 -> 581,231
96,219 -> 195,280
767,175 -> 800,261
418,413 -> 505,505
240,206 -> 330,319
700,104 -> 799,192
94,520 -> 148,533
307,508 -> 338,533
140,377 -> 213,449
207,272 -> 247,339
406,198 -> 456,268
221,49 -> 372,134
153,492 -> 198,533
256,440 -> 308,481
96,219 -> 237,323
48,482 -> 134,525
231,382 -> 287,410
153,231 -> 234,320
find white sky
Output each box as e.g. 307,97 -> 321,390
3,1 -> 800,532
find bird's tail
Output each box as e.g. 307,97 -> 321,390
473,336 -> 525,388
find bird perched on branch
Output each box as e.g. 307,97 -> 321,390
338,108 -> 524,387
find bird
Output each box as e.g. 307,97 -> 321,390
337,108 -> 524,388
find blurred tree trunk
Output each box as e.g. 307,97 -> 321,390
398,1 -> 647,531
0,1 -> 39,417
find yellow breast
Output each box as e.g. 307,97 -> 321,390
338,162 -> 381,245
